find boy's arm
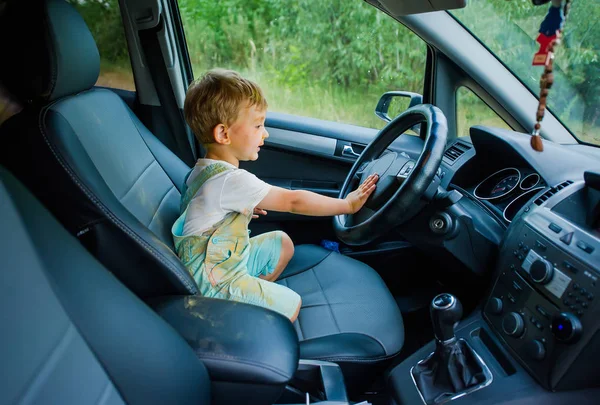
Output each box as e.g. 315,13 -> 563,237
258,174 -> 378,216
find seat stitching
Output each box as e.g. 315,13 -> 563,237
16,324 -> 75,403
95,380 -> 114,404
40,104 -> 197,293
147,185 -> 176,229
296,311 -> 305,341
312,266 -> 341,333
299,332 -> 386,354
118,160 -> 157,201
278,249 -> 334,280
281,277 -> 304,340
126,106 -> 188,194
195,352 -> 293,379
308,351 -> 400,363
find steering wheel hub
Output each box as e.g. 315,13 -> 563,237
334,104 -> 448,246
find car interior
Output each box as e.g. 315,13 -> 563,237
1,0 -> 599,404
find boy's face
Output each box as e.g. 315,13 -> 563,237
226,103 -> 268,162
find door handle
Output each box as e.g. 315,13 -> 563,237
342,145 -> 360,158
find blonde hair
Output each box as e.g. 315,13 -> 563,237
184,68 -> 267,144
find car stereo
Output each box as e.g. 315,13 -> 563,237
483,178 -> 600,391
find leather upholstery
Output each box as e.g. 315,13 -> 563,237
152,295 -> 299,385
41,97 -> 199,298
280,245 -> 404,361
0,0 -> 406,385
0,167 -> 211,405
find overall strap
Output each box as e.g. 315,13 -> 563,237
180,163 -> 231,213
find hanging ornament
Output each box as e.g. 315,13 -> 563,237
529,0 -> 572,152
532,0 -> 564,66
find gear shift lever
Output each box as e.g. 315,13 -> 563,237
431,293 -> 463,344
411,293 -> 489,404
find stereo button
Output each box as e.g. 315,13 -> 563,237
530,259 -> 554,284
560,232 -> 574,245
576,240 -> 594,254
487,297 -> 503,315
536,305 -> 550,319
549,223 -> 562,233
503,312 -> 525,338
526,340 -> 546,361
552,312 -> 583,343
563,261 -> 578,274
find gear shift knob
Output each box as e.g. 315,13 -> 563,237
431,293 -> 463,343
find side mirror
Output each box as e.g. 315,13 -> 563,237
375,91 -> 423,122
375,91 -> 423,134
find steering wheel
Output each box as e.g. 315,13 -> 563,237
334,104 -> 448,246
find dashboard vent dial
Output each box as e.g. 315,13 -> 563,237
443,141 -> 472,164
534,180 -> 573,206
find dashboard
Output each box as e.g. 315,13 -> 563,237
425,125 -> 600,392
472,167 -> 546,223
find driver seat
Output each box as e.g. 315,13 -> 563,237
0,0 -> 404,386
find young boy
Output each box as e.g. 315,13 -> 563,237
172,68 -> 378,322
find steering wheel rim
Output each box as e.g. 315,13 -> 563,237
334,104 -> 448,246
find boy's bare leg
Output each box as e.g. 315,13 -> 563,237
290,299 -> 302,323
260,232 -> 294,282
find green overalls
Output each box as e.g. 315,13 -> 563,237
171,162 -> 301,319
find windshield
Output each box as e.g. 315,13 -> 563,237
451,0 -> 599,146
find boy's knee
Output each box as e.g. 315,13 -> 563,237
263,232 -> 294,282
279,232 -> 294,265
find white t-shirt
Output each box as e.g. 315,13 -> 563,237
182,159 -> 272,236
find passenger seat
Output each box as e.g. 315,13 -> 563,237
0,166 -> 211,405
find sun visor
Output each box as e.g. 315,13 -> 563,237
372,0 -> 467,16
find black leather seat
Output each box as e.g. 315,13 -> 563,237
0,0 -> 404,386
0,167 -> 211,405
0,166 -> 301,405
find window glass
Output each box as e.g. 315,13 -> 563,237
178,0 -> 426,129
456,86 -> 512,137
451,1 -> 600,146
69,0 -> 135,91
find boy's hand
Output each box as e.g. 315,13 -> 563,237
252,207 -> 267,219
345,174 -> 379,214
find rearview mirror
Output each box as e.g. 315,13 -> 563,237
375,91 -> 423,123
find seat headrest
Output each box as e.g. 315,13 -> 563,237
0,0 -> 100,103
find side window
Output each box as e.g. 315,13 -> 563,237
456,86 -> 511,136
69,0 -> 135,91
178,0 -> 426,130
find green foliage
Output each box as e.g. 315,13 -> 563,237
178,0 -> 427,129
75,0 -> 598,144
179,0 -> 426,96
67,0 -> 130,64
452,0 -> 600,144
456,87 -> 512,137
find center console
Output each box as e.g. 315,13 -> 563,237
389,175 -> 600,404
483,177 -> 600,391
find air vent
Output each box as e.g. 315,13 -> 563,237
534,180 -> 574,206
443,141 -> 472,164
